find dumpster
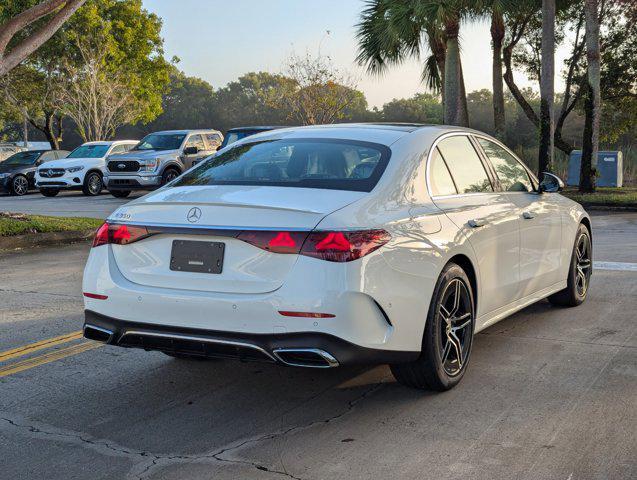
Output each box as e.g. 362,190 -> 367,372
567,150 -> 623,187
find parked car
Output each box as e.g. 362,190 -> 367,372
104,129 -> 223,198
35,140 -> 137,197
0,149 -> 69,196
82,124 -> 591,391
220,126 -> 284,149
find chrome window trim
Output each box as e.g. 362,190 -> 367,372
425,131 -> 497,200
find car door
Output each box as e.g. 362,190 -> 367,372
429,134 -> 521,317
182,135 -> 208,169
475,136 -> 563,297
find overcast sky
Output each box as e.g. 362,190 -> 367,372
142,0 -> 569,108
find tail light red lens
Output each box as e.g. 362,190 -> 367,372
236,230 -> 309,254
91,223 -> 151,247
300,229 -> 391,262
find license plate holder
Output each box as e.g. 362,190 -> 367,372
170,240 -> 225,274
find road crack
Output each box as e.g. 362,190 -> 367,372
0,381 -> 385,480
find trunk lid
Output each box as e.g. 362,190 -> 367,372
109,185 -> 363,293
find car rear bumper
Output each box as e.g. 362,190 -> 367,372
83,310 -> 418,367
105,174 -> 161,190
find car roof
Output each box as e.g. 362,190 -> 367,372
148,129 -> 221,135
81,140 -> 137,146
226,126 -> 286,132
239,123 -> 483,147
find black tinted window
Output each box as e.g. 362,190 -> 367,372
477,138 -> 533,192
437,136 -> 492,194
173,139 -> 390,192
429,147 -> 457,196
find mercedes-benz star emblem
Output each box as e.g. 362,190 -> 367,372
187,207 -> 202,223
47,169 -> 53,177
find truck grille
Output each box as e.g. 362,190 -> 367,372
38,168 -> 65,178
108,160 -> 139,172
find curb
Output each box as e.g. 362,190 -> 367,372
0,229 -> 95,252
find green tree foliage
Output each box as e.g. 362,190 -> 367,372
381,93 -> 442,123
0,0 -> 170,147
212,72 -> 296,131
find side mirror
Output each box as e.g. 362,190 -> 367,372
183,146 -> 198,155
538,172 -> 564,193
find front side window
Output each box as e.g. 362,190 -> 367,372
205,133 -> 222,149
67,145 -> 110,159
477,138 -> 533,192
133,134 -> 186,151
172,139 -> 390,192
437,136 -> 493,194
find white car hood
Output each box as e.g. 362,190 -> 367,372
40,157 -> 103,169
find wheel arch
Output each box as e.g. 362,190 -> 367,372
84,168 -> 103,179
580,215 -> 592,243
161,162 -> 183,176
446,254 -> 479,314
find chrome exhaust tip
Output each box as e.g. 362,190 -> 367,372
83,324 -> 114,343
272,348 -> 339,368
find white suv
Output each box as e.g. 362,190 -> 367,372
35,140 -> 138,196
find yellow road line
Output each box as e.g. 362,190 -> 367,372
0,331 -> 83,363
0,341 -> 101,378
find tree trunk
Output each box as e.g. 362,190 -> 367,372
443,17 -> 469,126
538,0 -> 556,178
22,115 -> 29,147
580,0 -> 601,193
491,11 -> 506,140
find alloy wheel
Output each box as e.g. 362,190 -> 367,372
88,174 -> 102,194
13,176 -> 28,196
438,278 -> 473,376
575,232 -> 592,297
164,170 -> 178,183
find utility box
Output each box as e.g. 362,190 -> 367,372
567,150 -> 623,187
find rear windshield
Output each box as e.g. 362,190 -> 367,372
172,139 -> 391,192
68,145 -> 110,159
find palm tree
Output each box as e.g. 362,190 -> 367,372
538,0 -> 556,176
356,0 -> 470,127
489,1 -> 507,140
579,0 -> 600,193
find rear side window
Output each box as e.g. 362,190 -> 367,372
172,139 -> 391,192
429,147 -> 457,196
437,136 -> 492,194
477,138 -> 533,192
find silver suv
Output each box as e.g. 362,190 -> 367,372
104,129 -> 223,197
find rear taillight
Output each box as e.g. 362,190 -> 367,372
92,223 -> 152,247
300,229 -> 391,262
237,229 -> 390,261
236,230 -> 309,254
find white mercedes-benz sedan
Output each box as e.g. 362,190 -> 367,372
82,124 -> 592,391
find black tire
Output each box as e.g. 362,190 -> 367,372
390,263 -> 475,391
161,167 -> 180,185
82,171 -> 103,196
548,223 -> 592,307
40,188 -> 60,197
110,189 -> 131,198
10,175 -> 29,196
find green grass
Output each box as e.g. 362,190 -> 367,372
0,212 -> 103,237
562,186 -> 637,207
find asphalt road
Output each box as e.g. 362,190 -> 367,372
0,213 -> 636,480
0,190 -> 145,218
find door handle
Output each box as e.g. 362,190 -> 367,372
522,211 -> 536,220
468,219 -> 487,228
